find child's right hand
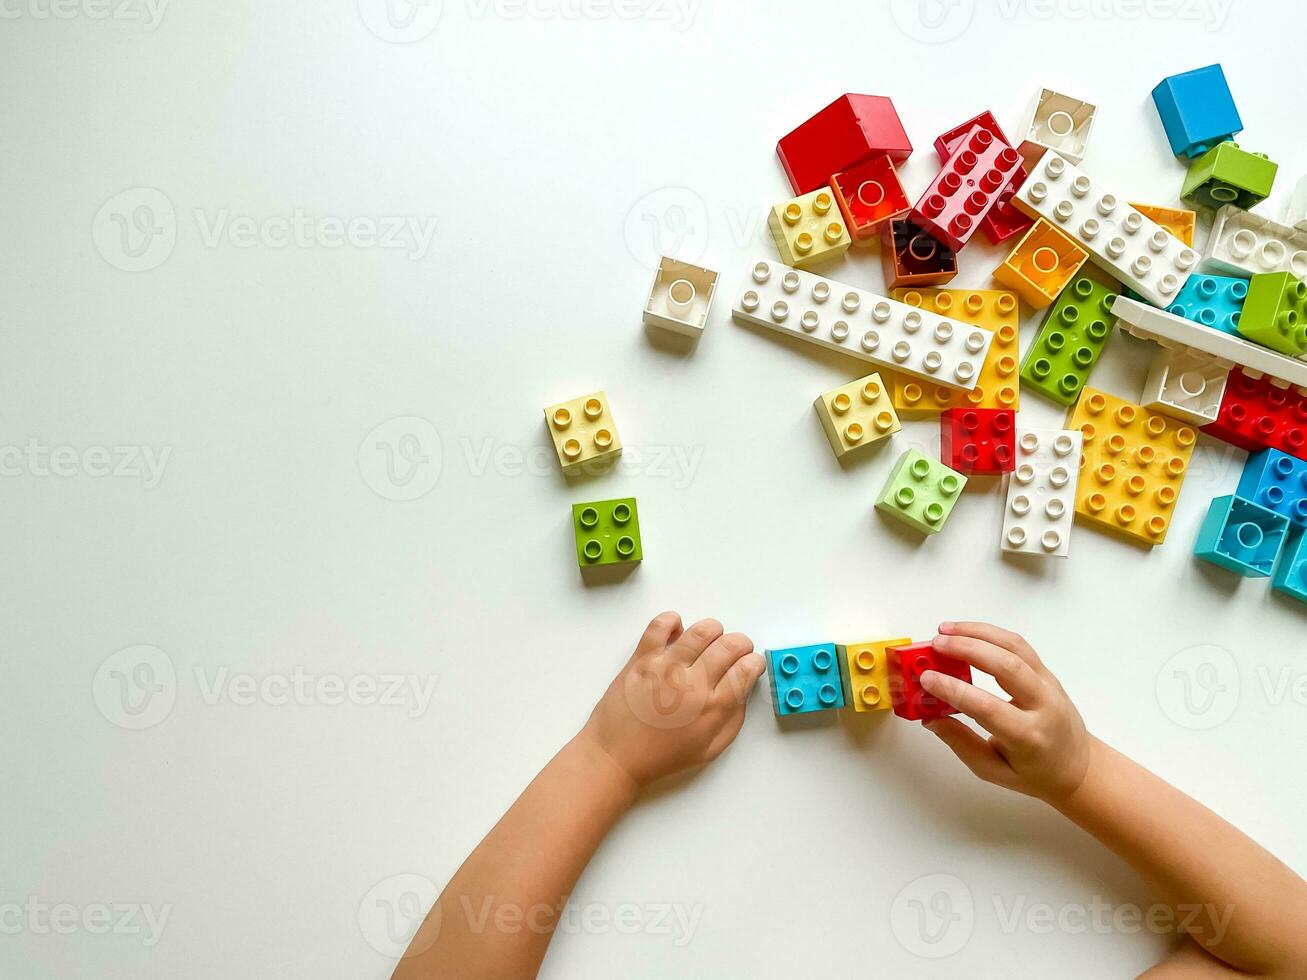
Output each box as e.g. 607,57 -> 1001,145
919,622 -> 1093,805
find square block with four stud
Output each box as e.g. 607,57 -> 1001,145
813,373 -> 901,458
766,643 -> 845,716
768,187 -> 851,269
572,498 -> 642,568
544,391 -> 621,472
875,449 -> 967,535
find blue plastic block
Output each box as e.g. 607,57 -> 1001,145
1272,527 -> 1307,602
1152,65 -> 1243,159
1194,495 -> 1288,578
1237,449 -> 1307,525
1166,274 -> 1247,336
766,643 -> 845,716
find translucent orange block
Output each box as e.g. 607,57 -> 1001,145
1129,202 -> 1197,247
1066,387 -> 1198,547
993,219 -> 1087,310
887,288 -> 1021,417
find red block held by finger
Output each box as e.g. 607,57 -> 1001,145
887,641 -> 973,722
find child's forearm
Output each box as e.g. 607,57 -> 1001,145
1055,737 -> 1307,976
393,734 -> 638,980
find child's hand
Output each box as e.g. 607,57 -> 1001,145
578,611 -> 765,790
919,621 -> 1092,804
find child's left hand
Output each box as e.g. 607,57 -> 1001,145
578,611 -> 765,790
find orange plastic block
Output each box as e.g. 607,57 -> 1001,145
1067,387 -> 1198,547
836,637 -> 910,712
993,219 -> 1088,310
1129,202 -> 1197,247
887,288 -> 1021,417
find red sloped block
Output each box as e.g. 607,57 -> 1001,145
911,125 -> 1022,252
887,641 -> 972,722
1203,367 -> 1307,459
936,111 -> 1034,246
941,408 -> 1016,475
777,94 -> 913,195
830,155 -> 911,243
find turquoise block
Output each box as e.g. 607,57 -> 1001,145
1194,495 -> 1288,578
1272,527 -> 1307,602
1237,450 -> 1307,525
766,643 -> 844,716
1166,274 -> 1247,336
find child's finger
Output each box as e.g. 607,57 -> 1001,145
667,617 -> 724,663
919,669 -> 1024,739
637,611 -> 684,655
698,632 -> 754,685
924,718 -> 1015,786
939,622 -> 1045,670
932,633 -> 1045,705
716,648 -> 766,705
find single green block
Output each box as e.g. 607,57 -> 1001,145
1019,274 -> 1119,406
1181,141 -> 1277,211
874,449 -> 966,535
1237,272 -> 1307,355
572,497 -> 642,567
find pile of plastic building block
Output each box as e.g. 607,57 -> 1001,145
548,67 -> 1307,717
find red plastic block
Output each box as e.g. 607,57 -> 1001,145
911,126 -> 1022,252
777,94 -> 913,195
881,219 -> 957,289
887,641 -> 972,722
830,155 -> 910,244
940,408 -> 1016,475
936,112 -> 1033,246
1202,367 -> 1307,459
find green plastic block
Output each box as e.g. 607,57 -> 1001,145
1181,141 -> 1278,211
874,449 -> 966,535
572,497 -> 642,567
1019,273 -> 1120,406
1237,272 -> 1307,355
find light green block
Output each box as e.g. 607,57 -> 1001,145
572,498 -> 642,567
1181,141 -> 1277,211
874,449 -> 966,535
1237,272 -> 1307,355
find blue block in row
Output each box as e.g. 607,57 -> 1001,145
1273,527 -> 1307,602
1152,64 -> 1243,159
1166,274 -> 1247,336
1194,495 -> 1288,578
766,643 -> 844,716
1237,449 -> 1307,525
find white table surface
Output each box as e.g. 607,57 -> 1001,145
3,1 -> 1305,976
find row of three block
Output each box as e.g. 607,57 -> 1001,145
768,638 -> 970,722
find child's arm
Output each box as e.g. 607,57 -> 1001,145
920,621 -> 1307,979
391,611 -> 764,980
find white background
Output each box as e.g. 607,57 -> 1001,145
2,0 -> 1304,977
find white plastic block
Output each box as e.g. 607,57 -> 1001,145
1001,427 -> 1082,558
732,259 -> 994,391
643,256 -> 718,336
1202,205 -> 1307,280
1140,347 -> 1230,426
1014,151 -> 1200,307
1111,295 -> 1307,388
1289,175 -> 1307,232
1018,89 -> 1097,166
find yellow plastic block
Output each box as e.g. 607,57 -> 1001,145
993,219 -> 1088,310
1066,387 -> 1198,547
887,288 -> 1021,417
544,390 -> 621,472
837,638 -> 910,712
813,374 -> 900,458
1129,202 -> 1197,247
769,187 -> 851,269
